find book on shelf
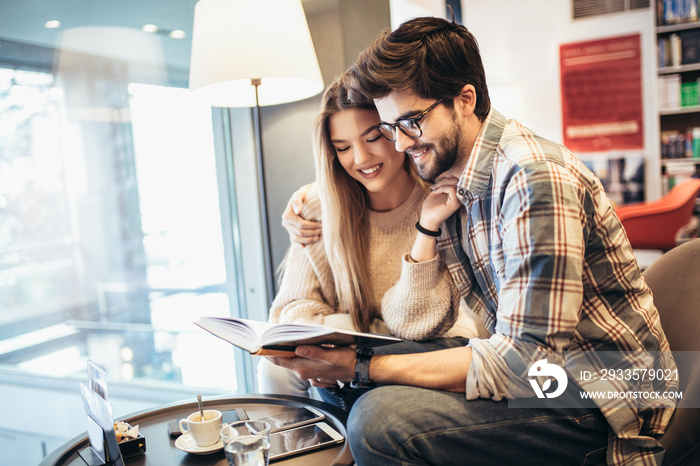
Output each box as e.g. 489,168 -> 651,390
657,74 -> 700,109
657,14 -> 700,67
195,316 -> 401,356
662,170 -> 698,194
682,80 -> 699,106
660,127 -> 700,158
659,36 -> 670,67
660,0 -> 699,25
658,34 -> 682,67
659,74 -> 682,109
681,28 -> 700,63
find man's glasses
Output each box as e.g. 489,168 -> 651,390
377,99 -> 444,142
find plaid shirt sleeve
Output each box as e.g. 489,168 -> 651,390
440,109 -> 677,465
469,158 -> 591,393
443,154 -> 594,403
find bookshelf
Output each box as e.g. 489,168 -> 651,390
659,105 -> 700,114
656,2 -> 700,195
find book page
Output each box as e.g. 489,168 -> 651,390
261,323 -> 400,348
195,317 -> 263,353
196,317 -> 401,354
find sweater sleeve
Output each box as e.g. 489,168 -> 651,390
268,186 -> 339,325
380,253 -> 460,341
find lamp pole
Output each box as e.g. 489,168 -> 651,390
250,78 -> 275,308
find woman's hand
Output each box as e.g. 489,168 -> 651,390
281,184 -> 322,246
410,176 -> 461,262
419,175 -> 462,231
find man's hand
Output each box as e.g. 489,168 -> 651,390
268,345 -> 472,393
268,346 -> 356,387
281,184 -> 322,246
419,175 -> 462,231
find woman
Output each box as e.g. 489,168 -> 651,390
258,71 -> 480,397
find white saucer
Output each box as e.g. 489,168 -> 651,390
175,434 -> 224,455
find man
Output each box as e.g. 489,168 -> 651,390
273,16 -> 676,465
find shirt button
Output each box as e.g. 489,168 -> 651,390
458,188 -> 465,196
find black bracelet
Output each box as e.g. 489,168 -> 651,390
415,221 -> 441,237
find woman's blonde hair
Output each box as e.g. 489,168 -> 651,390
314,70 -> 419,332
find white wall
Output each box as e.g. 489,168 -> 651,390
263,0 -> 392,276
390,0 -> 446,28
462,0 -> 661,199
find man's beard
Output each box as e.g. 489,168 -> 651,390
410,122 -> 461,182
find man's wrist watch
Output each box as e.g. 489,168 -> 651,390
350,347 -> 376,389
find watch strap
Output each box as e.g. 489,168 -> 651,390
350,347 -> 376,389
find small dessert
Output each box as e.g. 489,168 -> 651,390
114,421 -> 140,443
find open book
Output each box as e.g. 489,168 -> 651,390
195,316 -> 401,356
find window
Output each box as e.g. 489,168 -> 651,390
0,4 -> 255,463
0,67 -> 239,385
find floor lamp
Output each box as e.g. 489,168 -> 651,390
188,0 -> 324,307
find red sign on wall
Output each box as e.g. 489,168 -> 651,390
560,34 -> 643,152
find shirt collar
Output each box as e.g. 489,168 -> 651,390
456,108 -> 506,203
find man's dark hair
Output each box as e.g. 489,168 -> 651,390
354,16 -> 491,121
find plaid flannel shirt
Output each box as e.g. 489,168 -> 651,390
439,108 -> 677,465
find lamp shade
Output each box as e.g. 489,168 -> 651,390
189,0 -> 324,107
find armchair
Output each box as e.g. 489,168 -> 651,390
642,239 -> 700,465
614,178 -> 700,250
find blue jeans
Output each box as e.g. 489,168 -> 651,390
319,339 -> 610,466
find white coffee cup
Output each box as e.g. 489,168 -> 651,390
179,409 -> 222,447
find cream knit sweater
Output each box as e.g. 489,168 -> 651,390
269,182 -> 464,341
